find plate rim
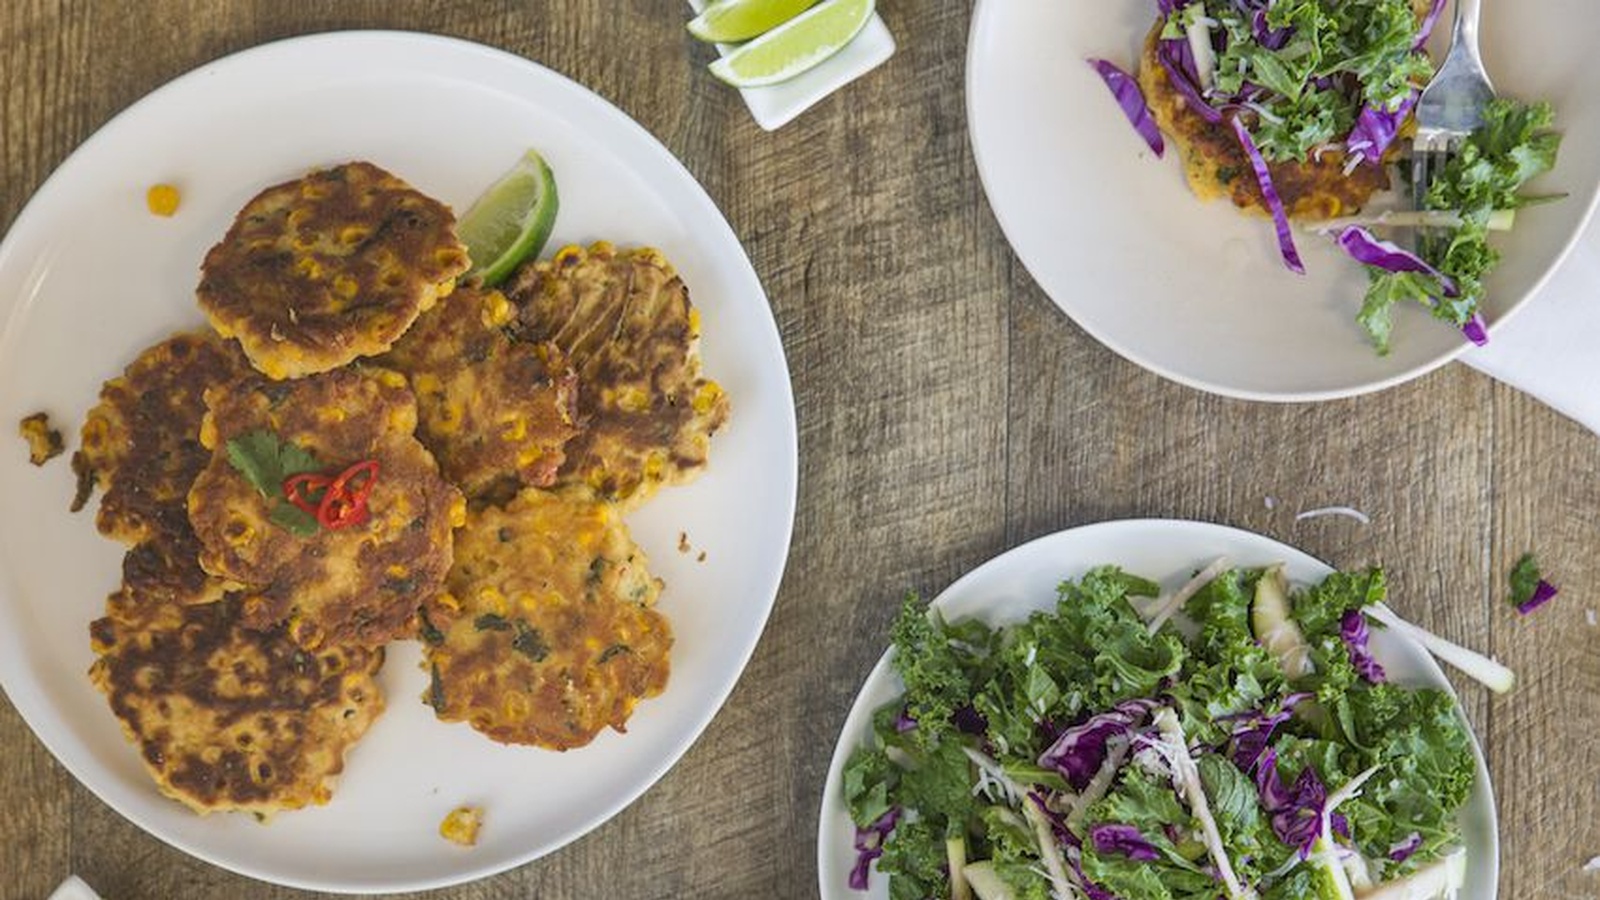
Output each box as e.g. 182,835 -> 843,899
815,517 -> 1500,899
0,28 -> 798,893
964,0 -> 1600,403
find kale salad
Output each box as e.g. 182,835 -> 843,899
842,564 -> 1495,900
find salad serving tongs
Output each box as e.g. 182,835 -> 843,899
1410,0 -> 1496,254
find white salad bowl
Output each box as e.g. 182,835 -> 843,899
817,519 -> 1497,899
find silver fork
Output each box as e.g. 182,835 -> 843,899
1411,0 -> 1496,255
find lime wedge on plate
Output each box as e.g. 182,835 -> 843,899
688,0 -> 820,43
457,149 -> 559,287
707,0 -> 874,88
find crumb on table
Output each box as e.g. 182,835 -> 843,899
18,412 -> 63,465
439,805 -> 483,846
678,531 -> 690,553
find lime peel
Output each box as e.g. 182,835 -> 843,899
688,0 -> 820,43
706,0 -> 874,88
457,149 -> 559,287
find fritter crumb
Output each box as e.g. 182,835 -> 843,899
18,412 -> 63,465
440,805 -> 483,846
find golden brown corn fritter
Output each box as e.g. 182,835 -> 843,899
75,160 -> 727,819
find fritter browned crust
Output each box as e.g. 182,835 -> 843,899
186,367 -> 465,649
72,331 -> 251,541
89,593 -> 384,816
504,243 -> 729,508
1137,26 -> 1389,220
421,486 -> 672,750
71,332 -> 252,611
197,161 -> 470,380
377,285 -> 582,499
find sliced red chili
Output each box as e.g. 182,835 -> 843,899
283,472 -> 332,515
281,459 -> 380,531
317,459 -> 380,529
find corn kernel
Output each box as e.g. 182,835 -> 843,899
146,183 -> 180,217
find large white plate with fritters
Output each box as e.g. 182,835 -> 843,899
817,519 -> 1498,899
968,0 -> 1600,401
0,31 -> 797,893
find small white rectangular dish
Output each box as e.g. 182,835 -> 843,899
687,1 -> 895,130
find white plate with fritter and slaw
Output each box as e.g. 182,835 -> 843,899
818,519 -> 1499,899
0,31 -> 796,893
968,0 -> 1600,401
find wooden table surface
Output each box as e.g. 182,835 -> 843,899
3,2 -> 1598,899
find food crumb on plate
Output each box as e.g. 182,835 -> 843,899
18,412 -> 63,465
146,183 -> 180,217
678,531 -> 690,553
439,805 -> 483,846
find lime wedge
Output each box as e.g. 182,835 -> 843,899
688,0 -> 820,43
457,149 -> 559,287
707,0 -> 874,88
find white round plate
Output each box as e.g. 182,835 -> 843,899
967,0 -> 1600,401
0,31 -> 797,893
817,519 -> 1498,898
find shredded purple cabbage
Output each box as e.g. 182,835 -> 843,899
1388,831 -> 1425,863
1516,578 -> 1559,615
1230,117 -> 1305,274
1037,699 -> 1154,791
952,704 -> 989,735
1346,91 -> 1418,166
1223,693 -> 1310,772
1462,313 -> 1489,347
1339,608 -> 1387,684
1333,226 -> 1457,295
893,708 -> 917,733
1250,9 -> 1292,50
1253,748 -> 1343,857
1157,33 -> 1223,124
1091,824 -> 1162,862
1414,0 -> 1449,50
1030,791 -> 1082,849
848,806 -> 901,891
1088,59 -> 1166,157
1070,851 -> 1119,900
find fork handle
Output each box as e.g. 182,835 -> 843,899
1450,0 -> 1483,56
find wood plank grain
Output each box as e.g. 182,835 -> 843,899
1487,380 -> 1600,900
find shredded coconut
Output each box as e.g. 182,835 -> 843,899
1264,495 -> 1278,510
1295,505 -> 1372,525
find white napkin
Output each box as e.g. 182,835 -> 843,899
1461,213 -> 1600,435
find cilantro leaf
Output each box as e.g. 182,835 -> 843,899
226,429 -> 322,496
225,429 -> 325,535
268,501 -> 320,537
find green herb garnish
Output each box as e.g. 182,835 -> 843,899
224,429 -> 324,536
